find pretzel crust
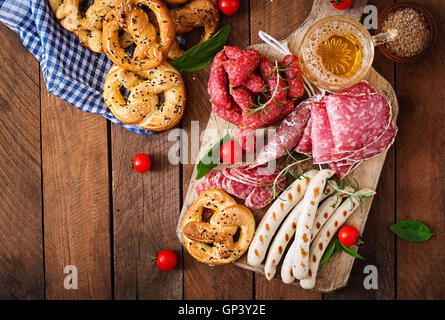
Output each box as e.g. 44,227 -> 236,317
102,0 -> 175,71
103,62 -> 185,131
182,189 -> 256,265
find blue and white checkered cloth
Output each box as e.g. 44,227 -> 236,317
0,0 -> 186,134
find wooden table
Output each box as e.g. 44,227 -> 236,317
0,0 -> 443,300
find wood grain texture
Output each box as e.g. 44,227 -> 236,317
250,0 -> 320,300
112,126 -> 182,300
0,24 -> 44,299
41,89 -> 111,299
325,0 -> 396,300
181,0 -> 254,300
395,0 -> 445,300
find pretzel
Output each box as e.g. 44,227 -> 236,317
163,0 -> 189,4
103,62 -> 186,131
102,0 -> 175,71
182,189 -> 255,265
168,0 -> 219,59
49,0 -> 115,53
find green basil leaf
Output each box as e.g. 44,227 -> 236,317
195,133 -> 229,180
169,26 -> 231,72
338,240 -> 365,260
390,220 -> 434,242
320,241 -> 336,265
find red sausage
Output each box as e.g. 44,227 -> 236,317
279,55 -> 304,99
224,50 -> 261,87
259,56 -> 288,106
208,50 -> 233,109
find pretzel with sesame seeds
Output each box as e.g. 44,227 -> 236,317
167,0 -> 219,59
102,0 -> 175,71
48,0 -> 115,53
103,61 -> 185,131
182,189 -> 255,266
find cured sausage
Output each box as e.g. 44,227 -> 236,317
234,128 -> 256,152
259,56 -> 288,106
247,170 -> 319,267
291,169 -> 335,280
251,99 -> 312,167
264,179 -> 336,280
224,50 -> 261,87
211,103 -> 243,127
208,50 -> 233,109
279,55 -> 304,99
300,188 -> 374,289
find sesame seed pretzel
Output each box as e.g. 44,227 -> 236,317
102,0 -> 175,71
168,0 -> 219,59
48,0 -> 115,53
103,61 -> 185,131
182,189 -> 256,266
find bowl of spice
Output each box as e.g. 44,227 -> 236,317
377,1 -> 437,63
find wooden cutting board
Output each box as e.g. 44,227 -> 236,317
177,0 -> 399,292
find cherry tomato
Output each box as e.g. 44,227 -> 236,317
155,250 -> 177,271
338,225 -> 361,246
330,0 -> 353,10
132,153 -> 151,173
220,140 -> 242,164
218,0 -> 240,15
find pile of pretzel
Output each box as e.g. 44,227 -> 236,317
49,0 -> 219,131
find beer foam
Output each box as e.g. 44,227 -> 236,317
301,19 -> 372,88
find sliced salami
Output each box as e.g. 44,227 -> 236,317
245,179 -> 286,209
324,92 -> 391,153
311,101 -> 352,164
346,119 -> 398,162
340,80 -> 377,95
233,128 -> 256,152
328,160 -> 363,179
294,116 -> 312,155
252,99 -> 312,167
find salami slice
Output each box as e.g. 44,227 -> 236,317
244,179 -> 286,209
294,116 -> 312,155
328,160 -> 363,179
324,92 -> 391,153
208,50 -> 233,109
346,119 -> 397,161
341,80 -> 377,95
251,99 -> 312,167
224,50 -> 261,87
279,55 -> 304,99
311,101 -> 352,164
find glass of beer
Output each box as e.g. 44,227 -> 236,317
299,15 -> 397,92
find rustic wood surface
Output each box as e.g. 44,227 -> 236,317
0,0 -> 444,299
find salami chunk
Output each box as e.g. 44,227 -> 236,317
224,46 -> 246,60
259,56 -> 288,105
252,99 -> 312,167
224,50 -> 261,87
294,116 -> 312,155
211,103 -> 243,126
311,101 -> 352,164
324,92 -> 391,153
208,50 -> 232,109
279,55 -> 304,99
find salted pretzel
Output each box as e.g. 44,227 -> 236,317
169,0 -> 219,59
48,0 -> 115,53
163,0 -> 188,4
102,0 -> 175,71
182,189 -> 255,265
103,61 -> 185,131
